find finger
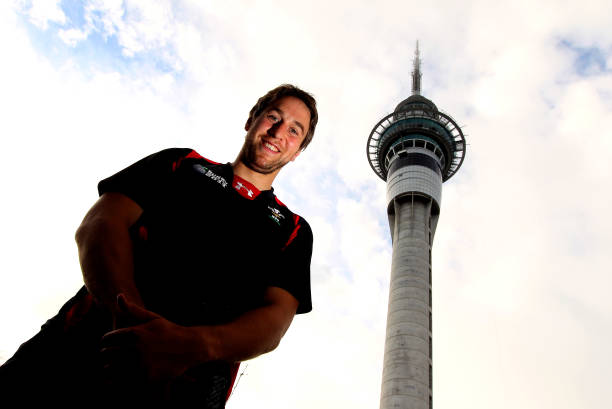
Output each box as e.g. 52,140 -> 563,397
100,346 -> 133,367
117,294 -> 161,323
100,344 -> 142,376
101,328 -> 138,348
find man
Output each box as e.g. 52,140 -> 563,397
0,84 -> 318,408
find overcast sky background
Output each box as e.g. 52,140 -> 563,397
1,1 -> 611,408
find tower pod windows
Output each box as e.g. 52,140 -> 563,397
384,135 -> 445,173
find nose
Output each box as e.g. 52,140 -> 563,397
267,120 -> 282,138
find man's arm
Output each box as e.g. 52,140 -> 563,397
195,286 -> 298,362
75,192 -> 144,323
101,286 -> 299,382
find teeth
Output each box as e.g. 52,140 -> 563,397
264,142 -> 279,152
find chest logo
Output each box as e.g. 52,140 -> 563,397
234,181 -> 254,198
268,206 -> 285,226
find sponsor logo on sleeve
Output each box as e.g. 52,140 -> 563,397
193,164 -> 228,188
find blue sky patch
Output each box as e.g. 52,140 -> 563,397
60,0 -> 87,28
559,40 -> 610,77
17,1 -> 183,84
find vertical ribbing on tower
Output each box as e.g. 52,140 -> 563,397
366,44 -> 465,409
380,195 -> 438,409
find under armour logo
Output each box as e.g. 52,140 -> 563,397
234,181 -> 254,197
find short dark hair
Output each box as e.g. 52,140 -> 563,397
246,84 -> 318,150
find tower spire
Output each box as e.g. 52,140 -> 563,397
412,40 -> 422,95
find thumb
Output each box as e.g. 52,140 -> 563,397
117,293 -> 160,323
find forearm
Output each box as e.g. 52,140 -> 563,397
195,303 -> 294,363
100,288 -> 298,383
173,289 -> 298,370
76,218 -> 143,312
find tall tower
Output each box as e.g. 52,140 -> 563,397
366,43 -> 466,409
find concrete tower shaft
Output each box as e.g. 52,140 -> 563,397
381,195 -> 438,409
366,45 -> 465,409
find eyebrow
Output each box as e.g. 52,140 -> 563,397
270,107 -> 305,134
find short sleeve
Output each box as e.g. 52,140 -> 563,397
97,148 -> 193,209
271,217 -> 313,314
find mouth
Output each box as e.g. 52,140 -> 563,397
262,139 -> 280,153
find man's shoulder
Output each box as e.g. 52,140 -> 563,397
149,147 -> 222,170
267,194 -> 312,240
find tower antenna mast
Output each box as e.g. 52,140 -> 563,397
412,40 -> 422,95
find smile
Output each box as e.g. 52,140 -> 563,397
263,140 -> 279,153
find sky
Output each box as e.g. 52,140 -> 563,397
1,0 -> 611,408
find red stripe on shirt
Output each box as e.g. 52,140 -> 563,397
174,150 -> 220,171
225,362 -> 241,402
187,150 -> 221,165
282,216 -> 301,250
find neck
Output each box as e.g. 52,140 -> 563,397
231,160 -> 279,191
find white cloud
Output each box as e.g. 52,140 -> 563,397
25,0 -> 66,30
114,0 -> 175,56
84,0 -> 123,38
58,27 -> 90,46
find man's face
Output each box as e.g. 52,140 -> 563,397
240,96 -> 310,175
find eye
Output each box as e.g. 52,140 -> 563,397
267,113 -> 279,123
289,127 -> 299,136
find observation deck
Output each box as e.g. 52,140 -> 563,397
366,93 -> 466,182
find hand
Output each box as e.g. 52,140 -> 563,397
101,294 -> 195,387
110,292 -> 146,330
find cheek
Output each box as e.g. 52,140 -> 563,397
249,118 -> 267,135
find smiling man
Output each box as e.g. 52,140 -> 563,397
235,92 -> 311,181
0,84 -> 318,408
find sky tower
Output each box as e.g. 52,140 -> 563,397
366,43 -> 466,409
